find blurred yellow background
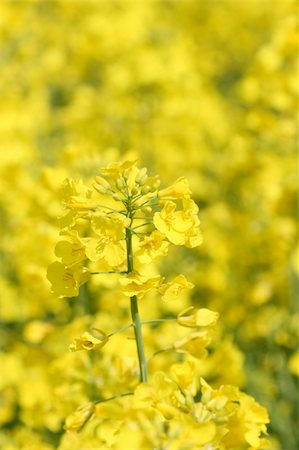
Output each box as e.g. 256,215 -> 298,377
0,1 -> 297,449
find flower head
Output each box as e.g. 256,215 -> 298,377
69,330 -> 108,352
119,271 -> 161,299
158,274 -> 194,301
177,307 -> 219,328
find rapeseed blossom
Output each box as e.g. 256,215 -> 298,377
45,161 -> 270,448
0,1 -> 296,448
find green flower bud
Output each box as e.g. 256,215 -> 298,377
141,206 -> 152,214
131,186 -> 139,195
113,192 -> 123,201
136,168 -> 148,184
116,178 -> 125,190
141,185 -> 150,195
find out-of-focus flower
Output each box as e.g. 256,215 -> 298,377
64,402 -> 95,431
173,332 -> 211,358
177,306 -> 219,328
288,351 -> 299,377
158,177 -> 192,200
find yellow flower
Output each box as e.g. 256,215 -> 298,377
135,230 -> 169,264
177,306 -> 219,328
69,330 -> 108,352
47,261 -> 89,298
100,160 -> 137,179
64,402 -> 95,431
85,216 -> 126,267
173,332 -> 211,359
119,271 -> 161,298
158,274 -> 194,301
55,230 -> 86,265
158,176 -> 192,200
153,200 -> 202,248
171,360 -> 198,397
288,351 -> 299,377
62,178 -> 96,211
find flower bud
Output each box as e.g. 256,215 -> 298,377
93,183 -> 108,195
123,169 -> 130,180
136,168 -> 148,185
138,174 -> 148,186
131,186 -> 139,195
141,185 -> 150,195
94,176 -> 111,189
113,192 -> 123,202
141,206 -> 152,214
116,177 -> 125,191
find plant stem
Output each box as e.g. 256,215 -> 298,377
125,216 -> 148,383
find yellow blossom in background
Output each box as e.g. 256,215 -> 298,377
173,332 -> 211,359
0,0 -> 296,448
158,176 -> 192,200
177,306 -> 219,328
288,351 -> 299,377
64,402 -> 95,432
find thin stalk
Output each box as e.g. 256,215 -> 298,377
142,318 -> 176,325
107,323 -> 133,337
125,216 -> 148,383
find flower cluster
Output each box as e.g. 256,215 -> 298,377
45,161 -> 270,448
47,160 -> 202,301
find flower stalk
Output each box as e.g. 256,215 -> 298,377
125,212 -> 148,382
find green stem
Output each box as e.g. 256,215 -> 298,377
125,217 -> 148,383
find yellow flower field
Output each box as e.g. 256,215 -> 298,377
0,1 -> 297,449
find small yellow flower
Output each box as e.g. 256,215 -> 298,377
153,200 -> 202,248
288,351 -> 299,377
158,274 -> 194,301
47,261 -> 89,298
177,306 -> 219,328
85,216 -> 126,267
100,160 -> 137,179
171,360 -> 198,396
64,402 -> 95,431
119,271 -> 161,298
69,330 -> 108,352
135,230 -> 169,264
158,176 -> 192,200
173,332 -> 211,359
55,230 -> 86,265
